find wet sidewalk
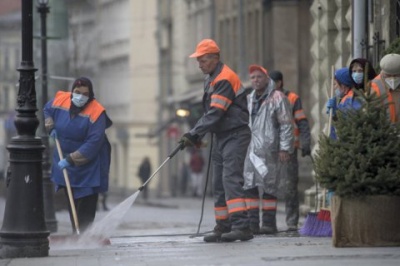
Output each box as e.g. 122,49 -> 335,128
0,194 -> 399,265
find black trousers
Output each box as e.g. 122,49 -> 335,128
64,189 -> 99,234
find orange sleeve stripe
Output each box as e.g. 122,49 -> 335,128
211,94 -> 232,105
294,110 -> 306,120
210,102 -> 228,111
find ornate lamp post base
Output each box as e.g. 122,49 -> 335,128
0,233 -> 49,258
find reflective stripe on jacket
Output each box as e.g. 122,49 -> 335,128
329,89 -> 361,139
285,90 -> 310,148
371,74 -> 397,122
190,62 -> 249,136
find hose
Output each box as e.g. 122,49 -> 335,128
190,133 -> 213,238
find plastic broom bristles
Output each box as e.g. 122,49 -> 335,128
299,212 -> 318,236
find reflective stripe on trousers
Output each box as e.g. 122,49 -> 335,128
212,126 -> 251,230
245,187 -> 277,228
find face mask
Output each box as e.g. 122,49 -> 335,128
72,93 -> 89,107
352,72 -> 364,84
385,77 -> 400,90
335,88 -> 344,98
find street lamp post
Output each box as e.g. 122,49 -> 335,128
0,0 -> 49,258
37,0 -> 58,233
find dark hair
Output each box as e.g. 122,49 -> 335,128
349,58 -> 377,89
269,70 -> 283,82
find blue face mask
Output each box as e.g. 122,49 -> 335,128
72,93 -> 89,107
352,72 -> 364,84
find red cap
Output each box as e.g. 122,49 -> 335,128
249,64 -> 268,76
189,39 -> 220,58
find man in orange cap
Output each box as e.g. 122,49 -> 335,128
243,65 -> 294,235
179,39 -> 253,242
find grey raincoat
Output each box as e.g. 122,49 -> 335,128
243,81 -> 294,196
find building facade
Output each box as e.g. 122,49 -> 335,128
1,0 -> 400,200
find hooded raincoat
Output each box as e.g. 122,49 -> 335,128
243,81 -> 294,196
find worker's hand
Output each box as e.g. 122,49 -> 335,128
301,146 -> 311,157
49,129 -> 57,139
58,159 -> 71,170
178,133 -> 200,149
279,151 -> 290,162
326,97 -> 337,115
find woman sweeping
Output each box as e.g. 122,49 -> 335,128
44,77 -> 112,233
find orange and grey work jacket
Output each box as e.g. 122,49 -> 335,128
283,90 -> 311,149
189,61 -> 249,137
371,74 -> 400,123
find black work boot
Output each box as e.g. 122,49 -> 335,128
259,225 -> 277,235
250,224 -> 260,235
203,224 -> 231,243
261,208 -> 277,234
220,228 -> 254,242
247,208 -> 261,235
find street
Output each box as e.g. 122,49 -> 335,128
0,193 -> 399,265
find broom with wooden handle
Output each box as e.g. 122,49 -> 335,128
55,137 -> 80,235
314,65 -> 336,237
300,65 -> 335,237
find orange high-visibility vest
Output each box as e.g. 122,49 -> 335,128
370,74 -> 397,122
286,92 -> 306,148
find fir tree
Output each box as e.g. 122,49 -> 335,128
315,90 -> 400,198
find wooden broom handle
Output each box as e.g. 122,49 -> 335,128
55,137 -> 80,235
327,65 -> 335,137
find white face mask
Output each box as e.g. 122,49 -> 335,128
385,77 -> 400,90
72,93 -> 89,107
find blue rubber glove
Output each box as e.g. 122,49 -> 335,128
326,98 -> 337,115
50,129 -> 57,139
58,159 -> 71,170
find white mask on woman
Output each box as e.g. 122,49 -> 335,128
72,93 -> 89,107
385,77 -> 400,90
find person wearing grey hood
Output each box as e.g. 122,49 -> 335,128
243,65 -> 294,235
371,53 -> 400,123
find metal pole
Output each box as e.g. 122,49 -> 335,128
0,0 -> 49,258
38,0 -> 58,233
353,0 -> 366,58
238,0 -> 246,80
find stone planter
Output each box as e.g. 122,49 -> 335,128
331,195 -> 400,247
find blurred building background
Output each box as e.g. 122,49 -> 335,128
1,0 -> 400,203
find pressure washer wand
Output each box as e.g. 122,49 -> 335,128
138,142 -> 184,191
